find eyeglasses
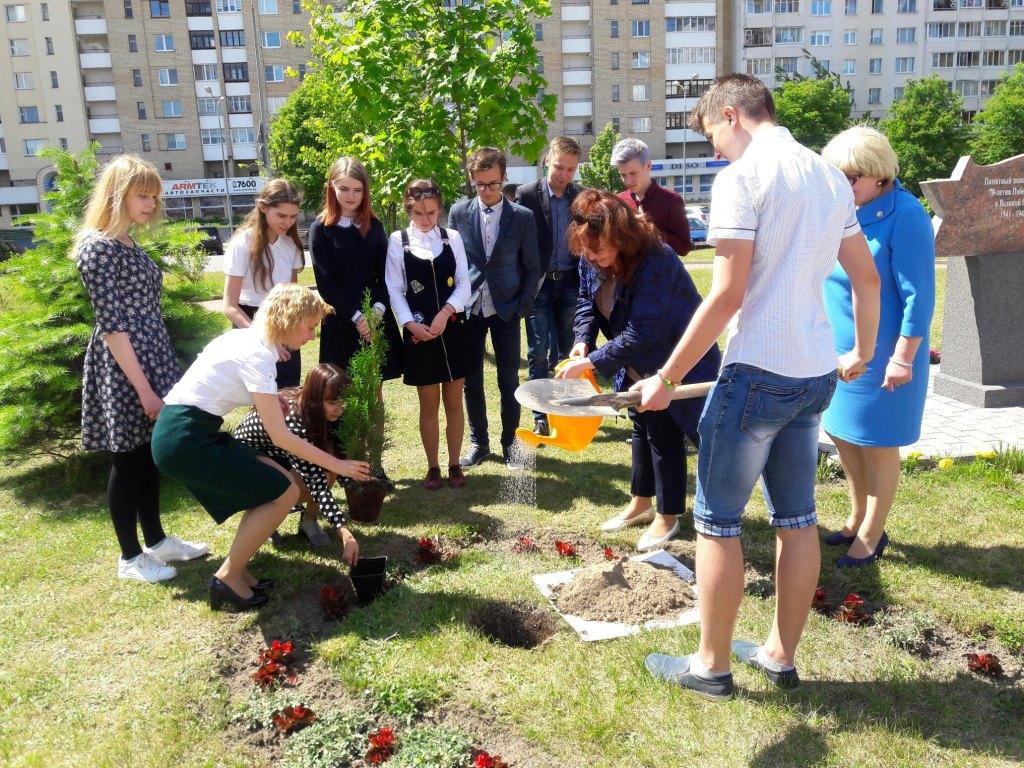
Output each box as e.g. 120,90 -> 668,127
845,173 -> 863,186
473,181 -> 504,192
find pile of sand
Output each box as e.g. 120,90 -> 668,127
552,558 -> 695,624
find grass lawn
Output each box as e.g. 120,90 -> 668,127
4,262 -> 1009,768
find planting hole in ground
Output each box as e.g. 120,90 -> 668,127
466,599 -> 561,649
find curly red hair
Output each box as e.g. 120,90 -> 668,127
567,189 -> 661,285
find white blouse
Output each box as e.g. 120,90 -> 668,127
223,228 -> 303,307
385,225 -> 470,327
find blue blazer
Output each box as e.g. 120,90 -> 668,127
575,244 -> 721,392
448,197 -> 542,322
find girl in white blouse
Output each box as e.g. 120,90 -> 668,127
384,179 -> 471,490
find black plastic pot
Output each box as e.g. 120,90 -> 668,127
350,556 -> 388,605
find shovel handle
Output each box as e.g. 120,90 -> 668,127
608,381 -> 714,410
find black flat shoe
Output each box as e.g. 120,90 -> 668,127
209,576 -> 269,612
824,530 -> 856,546
251,578 -> 274,593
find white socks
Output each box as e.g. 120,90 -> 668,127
755,646 -> 795,672
689,653 -> 731,679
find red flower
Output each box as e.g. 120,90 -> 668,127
834,594 -> 869,624
320,585 -> 350,620
511,535 -> 538,554
812,586 -> 827,605
965,652 -> 1004,678
603,546 -> 616,561
259,639 -> 295,664
366,727 -> 397,763
369,726 -> 396,749
554,540 -> 576,558
841,592 -> 865,609
474,752 -> 510,768
415,537 -> 442,564
272,704 -> 317,734
252,660 -> 284,687
365,746 -> 392,765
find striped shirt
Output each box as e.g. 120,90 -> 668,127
708,126 -> 861,378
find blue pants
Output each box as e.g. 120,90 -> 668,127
464,311 -> 522,451
693,363 -> 837,537
526,275 -> 578,422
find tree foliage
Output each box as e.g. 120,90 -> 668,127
880,76 -> 970,196
773,52 -> 852,153
271,0 -> 555,221
970,63 -> 1024,165
578,122 -> 625,192
0,144 -> 224,459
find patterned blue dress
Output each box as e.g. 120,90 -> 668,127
822,180 -> 936,447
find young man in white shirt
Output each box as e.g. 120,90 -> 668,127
634,74 -> 881,699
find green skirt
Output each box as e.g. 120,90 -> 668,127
152,404 -> 291,524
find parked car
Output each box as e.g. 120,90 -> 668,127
688,216 -> 708,244
197,225 -> 224,255
686,205 -> 709,225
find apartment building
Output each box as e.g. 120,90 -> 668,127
733,0 -> 1024,119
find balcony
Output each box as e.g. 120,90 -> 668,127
74,17 -> 107,35
203,144 -> 229,162
232,143 -> 259,160
932,0 -> 954,8
561,4 -> 590,21
564,99 -> 593,117
84,84 -> 117,102
79,52 -> 112,69
563,67 -> 593,86
562,35 -> 591,54
89,117 -> 121,134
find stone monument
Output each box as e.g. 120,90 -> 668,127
921,154 -> 1024,408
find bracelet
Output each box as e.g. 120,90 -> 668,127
888,358 -> 913,370
656,369 -> 676,390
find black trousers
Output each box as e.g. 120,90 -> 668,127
239,303 -> 301,388
463,311 -> 521,450
109,443 -> 165,560
629,398 -> 702,517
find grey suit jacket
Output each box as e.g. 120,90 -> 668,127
447,197 -> 542,322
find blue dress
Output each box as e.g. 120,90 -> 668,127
822,180 -> 936,447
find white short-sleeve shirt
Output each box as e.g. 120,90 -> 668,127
223,228 -> 303,307
164,327 -> 279,416
708,126 -> 862,378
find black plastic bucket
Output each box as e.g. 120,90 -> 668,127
350,556 -> 388,605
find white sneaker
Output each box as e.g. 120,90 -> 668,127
637,519 -> 681,552
118,552 -> 177,583
145,534 -> 210,563
601,506 -> 656,532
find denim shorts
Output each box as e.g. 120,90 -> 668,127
693,363 -> 837,537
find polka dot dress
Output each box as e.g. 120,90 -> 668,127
76,233 -> 182,453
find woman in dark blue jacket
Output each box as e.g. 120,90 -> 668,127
558,189 -> 721,550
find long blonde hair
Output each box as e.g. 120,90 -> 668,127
77,155 -> 163,246
232,179 -> 304,292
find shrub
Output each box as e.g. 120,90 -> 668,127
281,709 -> 372,768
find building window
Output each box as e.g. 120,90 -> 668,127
894,56 -> 915,72
128,34 -> 138,52
611,52 -> 619,69
154,34 -> 174,51
867,87 -> 881,103
190,31 -> 214,49
228,95 -> 251,113
894,86 -> 905,100
843,58 -> 855,74
224,63 -> 249,82
666,47 -> 716,64
160,133 -> 187,150
810,30 -> 830,45
157,68 -> 179,86
258,0 -> 278,12
745,0 -> 771,11
262,31 -> 281,48
980,79 -> 1000,95
200,128 -> 225,145
776,56 -> 799,73
870,28 -> 882,43
50,70 -> 58,87
44,36 -> 53,55
666,111 -> 689,128
956,51 -> 979,66
811,0 -> 831,13
13,72 -> 32,89
611,84 -> 620,101
843,29 -> 857,44
869,57 -> 882,73
931,51 -> 953,67
776,0 -> 799,11
18,106 -> 39,123
54,104 -> 63,122
746,57 -> 773,75
612,117 -> 621,132
957,21 -> 981,37
292,0 -> 301,11
897,0 -> 916,9
745,27 -> 772,46
632,83 -> 650,101
23,138 -> 44,156
960,0 -> 981,5
41,2 -> 48,19
955,80 -> 979,97
9,39 -> 29,56
264,64 -> 285,82
124,0 -> 133,17
194,64 -> 218,81
631,51 -> 650,68
927,21 -> 954,37
666,16 -> 715,31
137,101 -> 147,119
197,96 -> 218,115
775,26 -> 803,43
631,116 -> 651,133
161,99 -> 182,117
186,2 -> 212,14
232,127 -> 257,143
141,133 -> 151,151
149,0 -> 170,17
217,0 -> 242,8
611,20 -> 619,37
983,50 -> 1005,66
534,22 -> 542,41
4,4 -> 25,21
58,137 -> 68,150
1010,20 -> 1024,35
631,20 -> 650,37
896,27 -> 915,42
845,0 -> 857,11
132,69 -> 143,86
871,0 -> 882,10
985,20 -> 1007,36
220,29 -> 245,47
820,59 -> 831,70
268,95 -> 287,113
1011,50 -> 1024,64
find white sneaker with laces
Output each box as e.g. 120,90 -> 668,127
118,552 -> 177,583
145,534 -> 210,563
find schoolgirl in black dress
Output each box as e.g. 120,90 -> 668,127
384,180 -> 471,490
75,154 -> 208,584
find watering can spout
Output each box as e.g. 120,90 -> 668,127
514,362 -> 604,452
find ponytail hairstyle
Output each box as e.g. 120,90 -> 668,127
77,155 -> 163,247
320,156 -> 377,237
233,178 -> 304,292
296,363 -> 351,452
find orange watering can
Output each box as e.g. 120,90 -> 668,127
514,363 -> 605,452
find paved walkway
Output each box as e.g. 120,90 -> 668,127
819,365 -> 1024,459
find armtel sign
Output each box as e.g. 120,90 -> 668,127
162,177 -> 267,198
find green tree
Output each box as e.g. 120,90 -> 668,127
274,0 -> 555,216
0,144 -> 224,459
578,122 -> 625,192
970,63 -> 1024,165
880,76 -> 969,196
773,53 -> 852,153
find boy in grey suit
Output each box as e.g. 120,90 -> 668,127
449,147 -> 541,466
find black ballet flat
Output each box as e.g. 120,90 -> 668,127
252,578 -> 274,593
209,576 -> 269,612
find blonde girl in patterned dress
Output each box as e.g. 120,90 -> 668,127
75,155 -> 209,584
